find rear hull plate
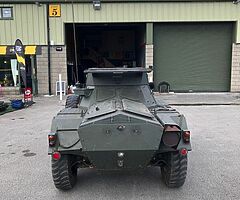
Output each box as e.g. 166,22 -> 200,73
86,150 -> 155,170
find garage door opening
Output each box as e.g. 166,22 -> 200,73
65,23 -> 146,85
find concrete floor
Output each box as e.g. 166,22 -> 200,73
0,97 -> 240,200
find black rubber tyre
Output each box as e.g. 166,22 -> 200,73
52,155 -> 77,190
65,95 -> 80,108
161,151 -> 188,188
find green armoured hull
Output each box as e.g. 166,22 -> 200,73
79,108 -> 163,169
49,68 -> 191,189
86,151 -> 155,170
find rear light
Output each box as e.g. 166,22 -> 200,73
48,133 -> 56,146
52,152 -> 61,160
162,125 -> 181,147
182,131 -> 190,143
180,148 -> 188,156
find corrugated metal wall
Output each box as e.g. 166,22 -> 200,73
0,4 -> 47,45
50,2 -> 240,44
153,22 -> 233,92
0,2 -> 240,45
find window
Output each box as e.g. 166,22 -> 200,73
0,56 -> 17,87
0,7 -> 13,20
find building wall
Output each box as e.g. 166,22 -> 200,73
37,46 -> 67,94
51,2 -> 240,44
0,2 -> 240,93
145,44 -> 153,82
0,2 -> 240,45
0,4 -> 47,45
231,43 -> 240,92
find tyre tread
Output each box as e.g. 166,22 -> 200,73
161,151 -> 188,188
51,155 -> 77,190
65,95 -> 80,108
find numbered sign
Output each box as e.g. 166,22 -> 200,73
49,4 -> 61,17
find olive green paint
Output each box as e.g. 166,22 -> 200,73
153,23 -> 233,92
50,68 -> 191,171
0,4 -> 47,45
236,21 -> 240,43
146,23 -> 153,45
0,2 -> 240,45
50,2 -> 240,45
0,0 -> 234,2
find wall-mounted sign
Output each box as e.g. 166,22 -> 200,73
24,88 -> 33,102
49,4 -> 61,17
56,47 -> 63,51
0,45 -> 41,55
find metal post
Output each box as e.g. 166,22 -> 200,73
46,3 -> 52,95
71,1 -> 79,83
30,55 -> 35,95
59,74 -> 62,101
18,62 -> 21,94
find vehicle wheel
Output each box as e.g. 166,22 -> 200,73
52,155 -> 77,190
65,95 -> 80,108
161,151 -> 187,188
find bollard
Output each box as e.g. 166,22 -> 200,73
59,74 -> 62,101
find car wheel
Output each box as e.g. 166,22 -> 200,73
65,95 -> 80,108
161,151 -> 187,188
52,155 -> 77,190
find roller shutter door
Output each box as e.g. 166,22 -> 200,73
153,23 -> 233,92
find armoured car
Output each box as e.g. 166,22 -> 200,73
49,68 -> 191,190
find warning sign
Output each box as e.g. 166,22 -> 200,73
49,5 -> 61,17
24,88 -> 33,102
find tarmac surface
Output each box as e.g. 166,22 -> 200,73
1,92 -> 240,105
0,96 -> 240,200
155,92 -> 240,105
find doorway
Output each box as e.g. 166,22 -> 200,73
65,23 -> 146,85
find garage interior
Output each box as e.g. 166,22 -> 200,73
65,23 -> 145,85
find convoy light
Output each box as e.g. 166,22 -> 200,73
117,152 -> 124,158
162,125 -> 181,147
